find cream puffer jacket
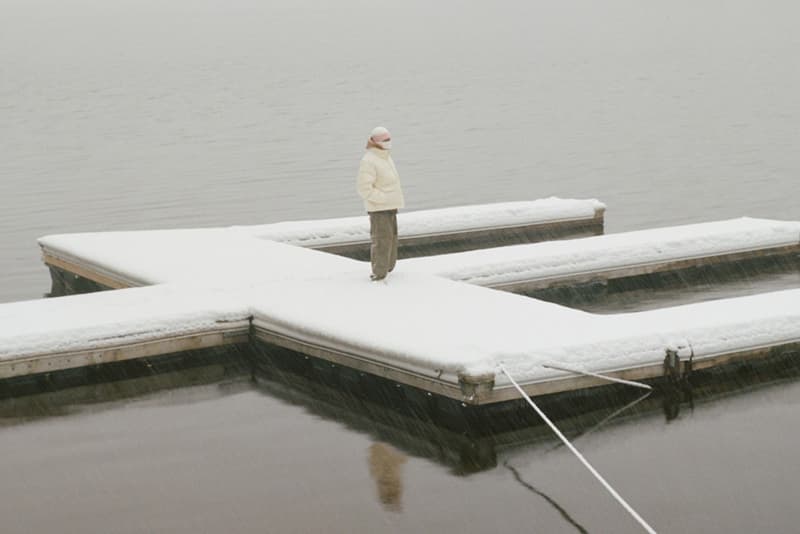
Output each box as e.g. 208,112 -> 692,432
356,147 -> 405,212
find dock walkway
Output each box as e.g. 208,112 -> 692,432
2,199 -> 798,404
0,285 -> 250,379
236,197 -> 605,259
402,217 -> 800,293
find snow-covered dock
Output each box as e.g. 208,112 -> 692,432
0,285 -> 250,379
3,270 -> 799,402
236,197 -> 606,259
1,199 -> 798,405
40,198 -> 605,292
248,275 -> 800,403
402,217 -> 800,293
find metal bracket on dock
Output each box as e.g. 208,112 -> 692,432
457,372 -> 495,404
663,348 -> 681,383
662,345 -> 695,421
663,344 -> 694,385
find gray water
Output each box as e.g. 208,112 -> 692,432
2,0 -> 800,532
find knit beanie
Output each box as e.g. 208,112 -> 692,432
370,126 -> 392,149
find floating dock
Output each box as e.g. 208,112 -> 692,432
40,198 -> 605,294
236,197 -> 606,260
1,199 -> 799,406
402,217 -> 800,294
0,285 -> 250,380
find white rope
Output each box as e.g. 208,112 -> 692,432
543,363 -> 652,391
498,364 -> 657,534
548,390 -> 652,453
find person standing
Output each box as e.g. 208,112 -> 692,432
357,126 -> 405,281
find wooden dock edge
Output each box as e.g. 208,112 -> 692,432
2,317 -> 798,404
0,326 -> 250,380
251,326 -> 467,401
253,323 -> 800,406
487,242 -> 800,293
487,339 -> 800,403
42,250 -> 142,290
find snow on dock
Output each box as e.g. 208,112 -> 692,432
2,200 -> 798,403
0,285 -> 250,379
247,273 -> 800,402
39,198 -> 605,286
3,265 -> 799,401
239,197 -> 605,252
401,217 -> 800,292
248,272 -> 593,394
490,287 -> 800,399
40,229 -> 362,288
40,213 -> 798,296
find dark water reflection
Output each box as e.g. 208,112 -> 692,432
368,443 -> 407,513
1,345 -> 800,532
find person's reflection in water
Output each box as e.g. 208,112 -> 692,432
368,442 -> 407,512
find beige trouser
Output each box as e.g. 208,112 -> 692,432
369,209 -> 398,278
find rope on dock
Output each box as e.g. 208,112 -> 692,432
543,363 -> 653,390
498,364 -> 658,534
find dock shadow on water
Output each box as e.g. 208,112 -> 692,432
247,340 -> 800,461
4,340 -> 800,470
0,346 -> 254,426
1,340 -> 800,532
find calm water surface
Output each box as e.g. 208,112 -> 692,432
1,0 -> 799,532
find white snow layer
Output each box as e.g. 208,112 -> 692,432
10,205 -> 800,386
245,273 -> 800,381
40,229 -> 361,286
38,197 -> 602,284
0,285 -> 250,359
39,197 -> 605,264
401,218 -> 800,286
238,197 -> 604,247
5,269 -> 797,382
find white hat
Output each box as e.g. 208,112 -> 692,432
370,126 -> 391,141
370,126 -> 392,149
